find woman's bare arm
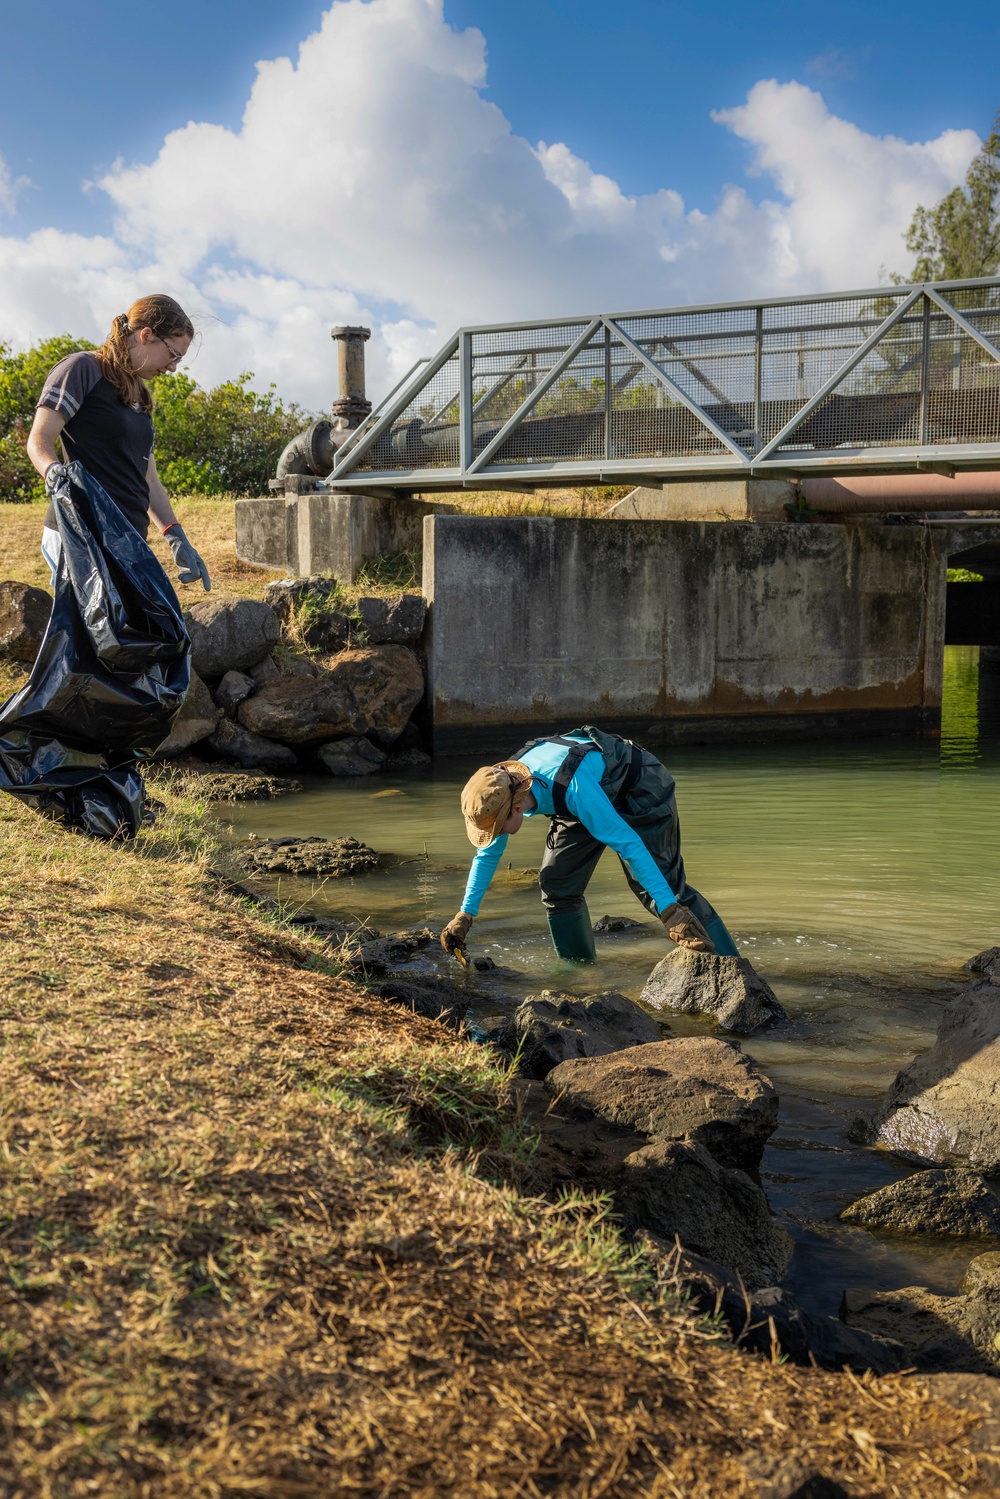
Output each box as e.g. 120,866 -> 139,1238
26,407 -> 67,479
145,452 -> 179,532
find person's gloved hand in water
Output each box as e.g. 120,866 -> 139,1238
163,523 -> 211,590
441,911 -> 473,955
661,901 -> 715,953
43,462 -> 71,496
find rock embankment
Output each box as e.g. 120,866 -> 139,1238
152,580 -> 431,774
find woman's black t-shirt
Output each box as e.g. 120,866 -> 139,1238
38,351 -> 154,537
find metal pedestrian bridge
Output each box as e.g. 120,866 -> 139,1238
324,277 -> 1000,492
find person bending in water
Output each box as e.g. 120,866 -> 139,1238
441,726 -> 738,963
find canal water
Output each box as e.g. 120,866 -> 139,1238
222,647 -> 1000,1319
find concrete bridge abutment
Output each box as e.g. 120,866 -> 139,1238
422,514 -> 948,755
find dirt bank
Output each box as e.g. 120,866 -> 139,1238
0,788 -> 994,1496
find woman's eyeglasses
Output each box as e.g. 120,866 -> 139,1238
157,334 -> 186,367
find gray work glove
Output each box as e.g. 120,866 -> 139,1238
661,901 -> 716,953
43,462 -> 71,496
164,524 -> 211,590
441,911 -> 473,956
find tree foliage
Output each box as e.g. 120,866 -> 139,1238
903,111 -> 1000,282
0,337 -> 313,503
0,335 -> 95,501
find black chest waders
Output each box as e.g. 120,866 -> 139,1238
514,728 -> 740,962
513,732 -> 643,962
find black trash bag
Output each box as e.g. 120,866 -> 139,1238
0,461 -> 190,838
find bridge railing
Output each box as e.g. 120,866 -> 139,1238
327,278 -> 1000,491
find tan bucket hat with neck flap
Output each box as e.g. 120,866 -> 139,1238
461,760 -> 534,847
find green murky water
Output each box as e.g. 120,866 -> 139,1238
222,646 -> 1000,1318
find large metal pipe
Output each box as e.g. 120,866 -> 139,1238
276,324 -> 374,479
801,471 -> 1000,513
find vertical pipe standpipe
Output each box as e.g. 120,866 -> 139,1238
331,325 -> 372,428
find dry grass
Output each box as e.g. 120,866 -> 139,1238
0,789 -> 994,1497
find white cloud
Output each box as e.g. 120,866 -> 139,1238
0,1 -> 983,409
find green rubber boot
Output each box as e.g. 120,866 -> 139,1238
704,914 -> 739,957
547,906 -> 597,962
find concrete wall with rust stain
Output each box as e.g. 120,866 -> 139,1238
423,516 -> 948,754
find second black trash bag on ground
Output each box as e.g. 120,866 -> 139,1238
0,461 -> 190,837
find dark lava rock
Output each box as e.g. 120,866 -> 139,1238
184,598 -> 280,679
593,913 -> 646,933
677,1251 -> 901,1374
872,982 -> 1000,1169
373,972 -> 470,1029
355,594 -> 426,645
739,1452 -> 849,1499
618,1138 -> 791,1290
641,947 -> 786,1035
966,947 -> 1000,985
316,735 -> 386,776
155,670 -> 222,755
500,989 -> 660,1079
263,575 -> 340,622
339,927 -> 435,974
215,669 -> 257,717
241,835 -> 380,878
841,1168 -> 1000,1237
179,771 -> 303,800
0,580 -> 51,663
839,1279 -> 1000,1374
238,646 -> 424,748
545,1035 -> 779,1171
209,717 -> 297,771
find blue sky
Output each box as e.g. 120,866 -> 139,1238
1,0 -> 996,236
0,0 -> 996,404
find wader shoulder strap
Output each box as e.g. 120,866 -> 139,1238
551,742 -> 600,819
615,742 -> 643,807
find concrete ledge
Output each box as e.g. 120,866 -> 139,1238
429,707 -> 941,758
235,491 -> 440,581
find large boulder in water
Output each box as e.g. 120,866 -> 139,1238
841,1169 -> 1000,1237
840,1258 -> 1000,1374
0,580 -> 51,663
500,989 -> 661,1079
184,598 -> 280,679
544,1035 -> 778,1171
641,948 -> 786,1035
872,982 -> 1000,1170
966,947 -> 1000,985
618,1138 -> 791,1290
238,646 -> 424,747
316,735 -> 386,776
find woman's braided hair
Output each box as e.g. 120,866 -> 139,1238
97,294 -> 194,413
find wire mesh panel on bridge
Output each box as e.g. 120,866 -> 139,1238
330,278 -> 1000,488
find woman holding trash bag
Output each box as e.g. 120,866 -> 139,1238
26,294 -> 211,592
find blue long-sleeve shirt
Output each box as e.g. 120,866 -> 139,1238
460,735 -> 676,917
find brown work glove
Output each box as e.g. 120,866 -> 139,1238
441,911 -> 473,955
661,901 -> 715,954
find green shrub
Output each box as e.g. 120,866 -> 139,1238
0,335 -> 96,502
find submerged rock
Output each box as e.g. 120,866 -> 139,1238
841,1169 -> 1000,1237
545,1035 -> 778,1171
618,1139 -> 791,1291
383,747 -> 432,770
316,735 -> 386,776
593,913 -> 646,933
641,948 -> 786,1035
241,835 -> 380,878
500,989 -> 661,1079
872,982 -> 1000,1169
339,928 -> 435,974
